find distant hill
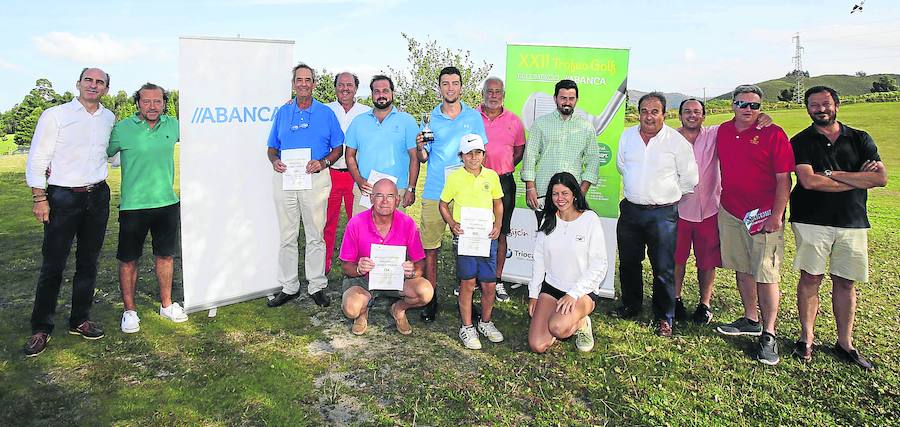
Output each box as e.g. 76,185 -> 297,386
626,90 -> 699,109
711,73 -> 900,101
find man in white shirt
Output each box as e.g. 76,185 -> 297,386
612,92 -> 698,337
24,68 -> 116,357
324,72 -> 371,274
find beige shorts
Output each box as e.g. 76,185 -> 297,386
718,209 -> 784,284
791,222 -> 869,282
420,198 -> 448,250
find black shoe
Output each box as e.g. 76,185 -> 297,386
691,303 -> 713,325
674,298 -> 687,322
68,320 -> 104,340
793,340 -> 813,363
834,342 -> 874,370
267,291 -> 299,307
310,290 -> 331,307
609,305 -> 641,319
420,299 -> 438,323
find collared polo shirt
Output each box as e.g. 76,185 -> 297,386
717,119 -> 794,218
25,98 -> 115,189
267,98 -> 343,160
617,124 -> 698,206
339,209 -> 426,265
520,110 -> 600,196
478,105 -> 526,175
422,102 -> 488,200
789,122 -> 881,228
326,101 -> 370,169
677,125 -> 721,222
107,114 -> 180,210
345,107 -> 419,188
439,166 -> 504,222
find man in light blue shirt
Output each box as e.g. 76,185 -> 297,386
345,75 -> 420,215
266,63 -> 344,309
414,66 -> 488,322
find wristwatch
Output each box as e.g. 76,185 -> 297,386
322,158 -> 332,167
406,187 -> 416,193
824,169 -> 833,176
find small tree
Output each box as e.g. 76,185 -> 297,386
312,69 -> 336,104
871,75 -> 899,93
855,71 -> 867,77
777,88 -> 794,102
387,33 -> 493,120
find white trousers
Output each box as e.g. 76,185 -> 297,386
273,170 -> 331,295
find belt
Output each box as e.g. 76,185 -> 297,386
498,172 -> 515,178
625,199 -> 676,210
54,181 -> 106,193
331,168 -> 350,172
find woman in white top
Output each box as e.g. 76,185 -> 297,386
528,172 -> 608,353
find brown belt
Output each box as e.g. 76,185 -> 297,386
55,181 -> 106,193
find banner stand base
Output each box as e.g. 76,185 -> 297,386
185,286 -> 282,314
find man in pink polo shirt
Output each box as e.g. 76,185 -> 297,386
674,99 -> 772,325
339,179 -> 433,336
715,85 -> 794,366
478,77 -> 526,301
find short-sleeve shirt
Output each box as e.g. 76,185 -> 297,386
677,125 -> 721,222
345,108 -> 419,188
789,122 -> 881,228
717,119 -> 795,218
422,102 -> 488,200
439,166 -> 504,222
478,105 -> 526,175
107,114 -> 180,210
339,209 -> 426,265
266,98 -> 344,160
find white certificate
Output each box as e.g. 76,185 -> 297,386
359,170 -> 398,209
281,148 -> 312,191
368,244 -> 406,291
458,207 -> 493,257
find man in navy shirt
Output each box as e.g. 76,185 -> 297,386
266,63 -> 345,308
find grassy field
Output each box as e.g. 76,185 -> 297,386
1,103 -> 898,426
0,134 -> 17,154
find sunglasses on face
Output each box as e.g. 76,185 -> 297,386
733,100 -> 761,110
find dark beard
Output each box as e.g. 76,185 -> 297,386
558,105 -> 574,115
374,98 -> 393,109
812,113 -> 836,126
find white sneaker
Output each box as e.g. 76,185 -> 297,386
160,302 -> 189,323
495,282 -> 510,302
459,325 -> 482,350
575,316 -> 595,352
121,310 -> 140,333
477,320 -> 504,343
508,281 -> 523,290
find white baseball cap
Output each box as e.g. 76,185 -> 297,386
459,134 -> 485,154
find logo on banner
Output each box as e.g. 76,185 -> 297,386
190,105 -> 280,124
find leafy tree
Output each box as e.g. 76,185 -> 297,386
855,71 -> 867,77
386,33 -> 493,119
871,75 -> 899,93
15,106 -> 44,145
312,69 -> 337,104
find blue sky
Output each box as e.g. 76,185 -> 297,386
2,0 -> 898,110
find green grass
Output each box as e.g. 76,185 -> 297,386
710,73 -> 900,101
0,134 -> 16,154
1,103 -> 898,425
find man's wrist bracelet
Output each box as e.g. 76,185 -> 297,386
33,198 -> 47,203
525,188 -> 536,193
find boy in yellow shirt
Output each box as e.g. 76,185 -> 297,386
439,134 -> 504,349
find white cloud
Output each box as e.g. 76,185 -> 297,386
683,48 -> 697,62
33,32 -> 149,63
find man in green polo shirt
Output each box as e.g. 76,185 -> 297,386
107,82 -> 187,333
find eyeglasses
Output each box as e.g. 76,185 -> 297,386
733,101 -> 761,110
372,193 -> 397,201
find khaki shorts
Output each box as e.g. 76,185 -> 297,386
420,198 -> 448,250
791,222 -> 869,282
718,209 -> 784,284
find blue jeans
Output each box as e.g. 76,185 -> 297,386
616,199 -> 677,322
31,183 -> 110,334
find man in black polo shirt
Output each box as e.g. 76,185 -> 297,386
789,86 -> 887,370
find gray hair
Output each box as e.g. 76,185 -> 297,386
292,62 -> 316,81
732,84 -> 763,100
482,76 -> 505,95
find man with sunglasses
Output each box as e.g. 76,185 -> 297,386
338,179 -> 433,336
266,63 -> 344,309
715,85 -> 794,366
789,86 -> 886,369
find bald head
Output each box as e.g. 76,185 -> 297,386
372,178 -> 398,195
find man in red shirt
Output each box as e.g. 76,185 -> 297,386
714,85 -> 794,366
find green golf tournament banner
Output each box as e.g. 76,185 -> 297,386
505,44 -> 629,219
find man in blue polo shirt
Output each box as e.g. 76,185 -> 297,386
266,63 -> 344,308
414,66 -> 488,322
345,75 -> 420,216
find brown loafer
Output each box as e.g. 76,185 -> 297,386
391,303 -> 412,335
25,332 -> 51,357
657,320 -> 673,338
351,311 -> 368,335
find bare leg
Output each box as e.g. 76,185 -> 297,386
547,295 -> 596,339
119,260 -> 138,311
674,263 -> 686,299
480,281 -> 496,322
797,270 -> 823,344
425,249 -> 439,293
698,268 -> 716,307
458,279 -> 476,326
735,271 -> 760,322
528,294 -> 559,353
341,287 -> 371,320
395,277 -> 433,313
155,256 -> 174,308
496,235 -> 508,280
757,282 -> 781,335
831,274 -> 857,350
